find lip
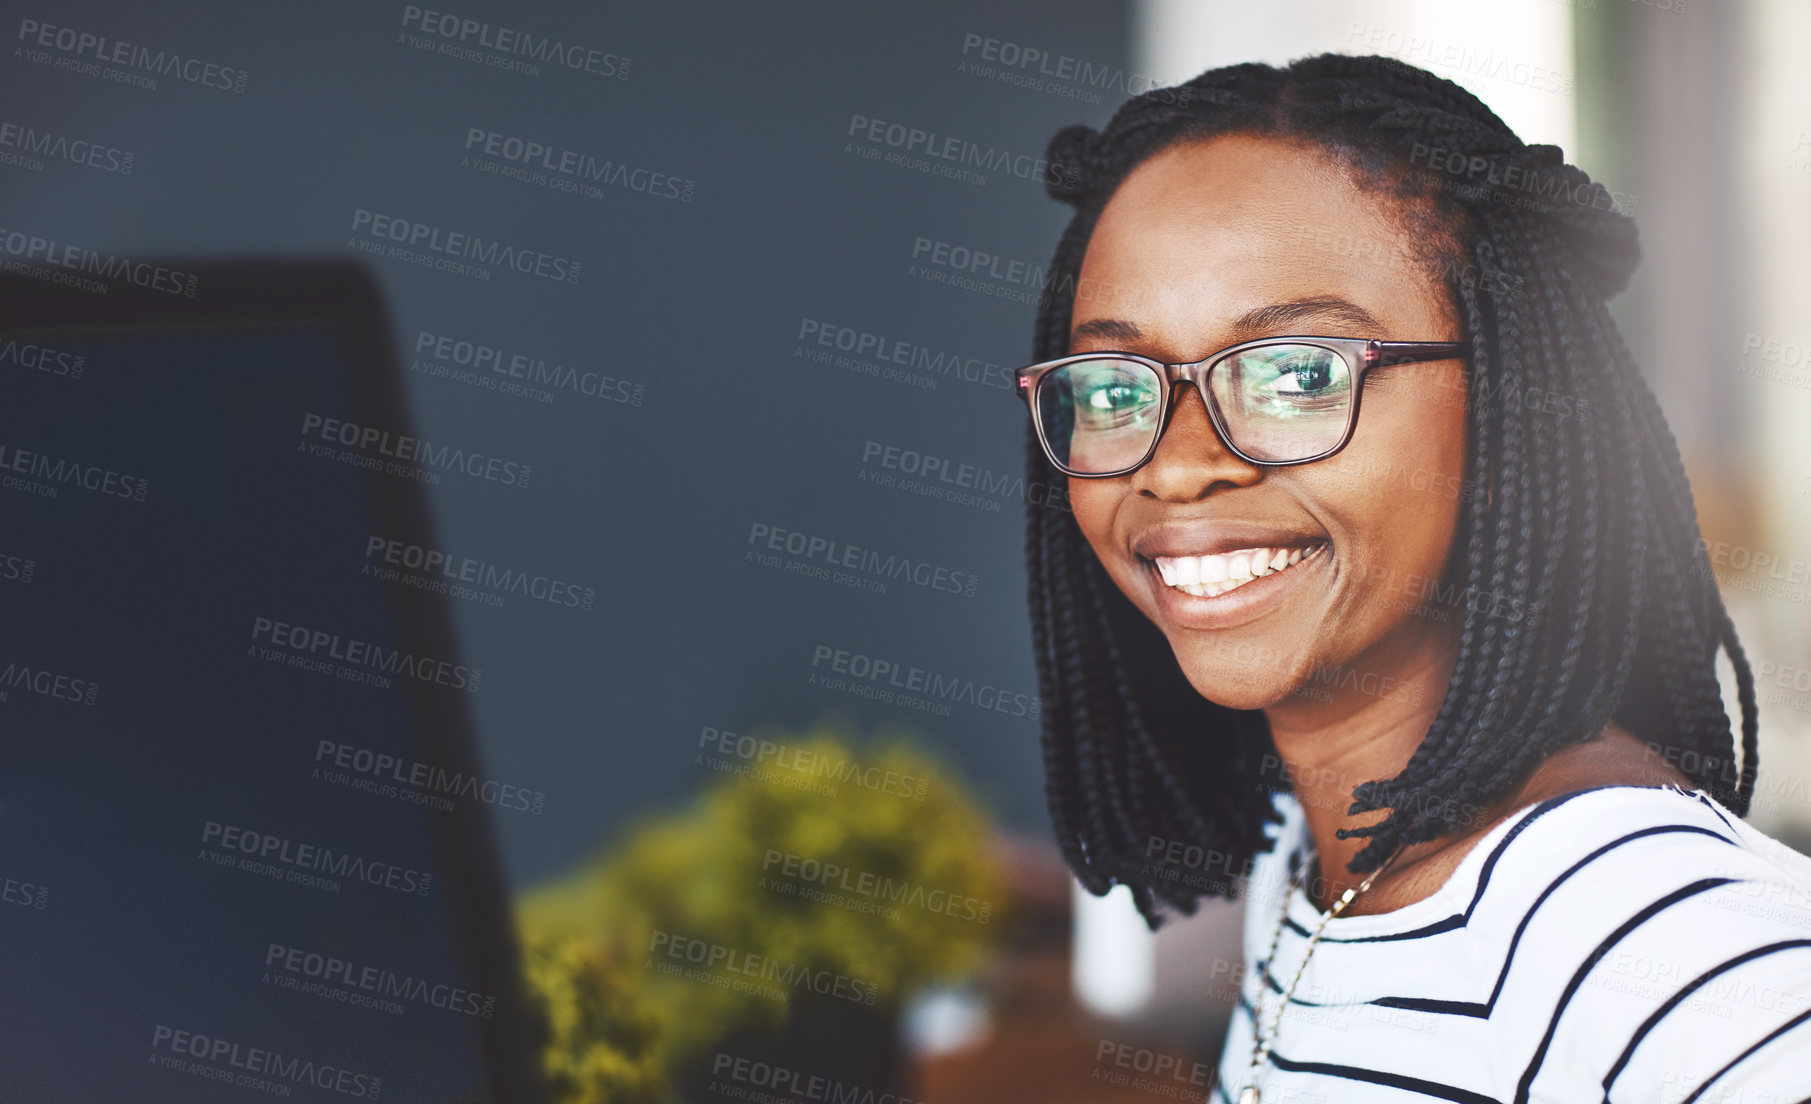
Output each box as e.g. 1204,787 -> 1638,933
1131,521 -> 1327,560
1131,521 -> 1331,632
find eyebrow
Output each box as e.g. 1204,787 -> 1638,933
1069,295 -> 1386,347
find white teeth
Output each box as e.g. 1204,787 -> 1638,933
1151,544 -> 1324,599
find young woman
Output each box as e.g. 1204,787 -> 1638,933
1015,54 -> 1811,1102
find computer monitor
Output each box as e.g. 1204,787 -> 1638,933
0,258 -> 545,1103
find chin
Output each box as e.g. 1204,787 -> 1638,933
1166,631 -> 1310,712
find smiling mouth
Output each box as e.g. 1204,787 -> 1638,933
1147,543 -> 1329,599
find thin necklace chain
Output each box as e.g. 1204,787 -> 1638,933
1240,842 -> 1406,1104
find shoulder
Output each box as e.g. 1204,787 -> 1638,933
1482,784 -> 1811,1101
1472,782 -> 1811,924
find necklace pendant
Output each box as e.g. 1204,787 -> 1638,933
1239,1088 -> 1260,1104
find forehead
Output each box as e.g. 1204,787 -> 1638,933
1073,134 -> 1453,351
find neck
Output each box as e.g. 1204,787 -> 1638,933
1261,625 -> 1458,911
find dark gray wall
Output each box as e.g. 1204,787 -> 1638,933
1,0 -> 1134,887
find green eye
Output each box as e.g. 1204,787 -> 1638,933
1285,357 -> 1333,392
1234,347 -> 1348,415
1073,374 -> 1157,429
1084,380 -> 1152,409
1262,351 -> 1335,394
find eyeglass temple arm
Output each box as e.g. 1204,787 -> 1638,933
1367,340 -> 1470,368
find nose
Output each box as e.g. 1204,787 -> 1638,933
1128,380 -> 1263,499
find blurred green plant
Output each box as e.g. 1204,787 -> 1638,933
517,928 -> 669,1104
517,720 -> 1008,1075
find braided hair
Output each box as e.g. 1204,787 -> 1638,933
1025,53 -> 1758,928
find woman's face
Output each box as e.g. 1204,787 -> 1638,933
1067,133 -> 1469,711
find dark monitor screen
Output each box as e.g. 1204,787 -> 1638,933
0,265 -> 539,1103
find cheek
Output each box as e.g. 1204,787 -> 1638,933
1318,383 -> 1469,586
1065,477 -> 1147,591
1067,477 -> 1118,549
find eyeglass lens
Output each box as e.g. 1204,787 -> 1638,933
1034,343 -> 1353,472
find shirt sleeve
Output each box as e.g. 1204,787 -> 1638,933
1531,837 -> 1811,1103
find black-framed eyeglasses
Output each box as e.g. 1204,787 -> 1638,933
1013,336 -> 1469,477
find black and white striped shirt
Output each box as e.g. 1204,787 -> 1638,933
1216,783 -> 1811,1103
